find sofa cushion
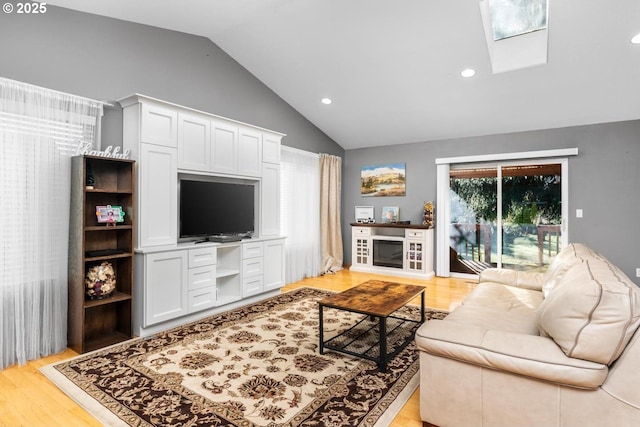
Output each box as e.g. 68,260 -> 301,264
415,321 -> 609,389
479,268 -> 545,291
537,259 -> 640,364
542,243 -> 604,297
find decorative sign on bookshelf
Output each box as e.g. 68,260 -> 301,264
96,205 -> 125,226
75,142 -> 131,159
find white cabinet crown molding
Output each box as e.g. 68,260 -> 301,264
118,94 -> 286,138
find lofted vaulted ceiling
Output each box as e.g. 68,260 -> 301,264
47,0 -> 640,150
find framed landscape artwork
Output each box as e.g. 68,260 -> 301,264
360,163 -> 406,197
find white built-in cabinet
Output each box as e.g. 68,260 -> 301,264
260,163 -> 280,237
211,121 -> 238,175
238,128 -> 262,177
138,144 -> 177,247
241,238 -> 286,298
119,94 -> 287,337
177,112 -> 211,171
140,250 -> 188,326
264,238 -> 286,291
242,241 -> 265,297
350,224 -> 434,279
263,133 -> 282,164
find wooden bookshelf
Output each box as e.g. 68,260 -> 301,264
68,155 -> 135,353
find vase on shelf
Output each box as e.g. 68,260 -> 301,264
423,201 -> 434,228
85,261 -> 116,300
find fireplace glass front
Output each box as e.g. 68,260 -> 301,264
373,239 -> 404,268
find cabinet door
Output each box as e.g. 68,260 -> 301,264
211,121 -> 238,175
262,133 -> 281,164
264,239 -> 285,291
260,163 -> 280,236
139,144 -> 177,247
238,128 -> 262,177
352,228 -> 371,267
178,112 -> 211,171
352,237 -> 371,267
405,240 -> 425,273
141,103 -> 178,147
144,251 -> 188,326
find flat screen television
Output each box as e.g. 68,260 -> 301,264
179,179 -> 255,239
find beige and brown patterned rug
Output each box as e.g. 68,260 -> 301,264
41,287 -> 447,426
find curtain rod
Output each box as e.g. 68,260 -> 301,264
0,77 -> 113,107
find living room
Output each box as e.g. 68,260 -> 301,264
2,2 -> 640,426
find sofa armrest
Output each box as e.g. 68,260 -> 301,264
479,268 -> 545,291
415,320 -> 608,389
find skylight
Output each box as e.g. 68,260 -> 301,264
488,0 -> 548,41
479,0 -> 550,73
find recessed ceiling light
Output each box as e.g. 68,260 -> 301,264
321,98 -> 332,105
461,68 -> 476,78
632,33 -> 640,44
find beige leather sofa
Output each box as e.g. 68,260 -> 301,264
415,243 -> 640,427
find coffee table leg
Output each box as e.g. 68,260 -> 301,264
421,290 -> 425,323
379,316 -> 387,373
319,304 -> 324,354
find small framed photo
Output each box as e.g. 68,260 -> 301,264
381,206 -> 399,223
96,205 -> 125,224
355,206 -> 375,223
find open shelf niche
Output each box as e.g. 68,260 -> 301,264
215,244 -> 242,306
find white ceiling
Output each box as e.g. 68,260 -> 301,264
48,0 -> 640,150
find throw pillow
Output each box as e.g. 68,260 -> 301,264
537,259 -> 640,365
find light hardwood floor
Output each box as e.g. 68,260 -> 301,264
0,269 -> 476,427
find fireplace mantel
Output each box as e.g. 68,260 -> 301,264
349,222 -> 432,230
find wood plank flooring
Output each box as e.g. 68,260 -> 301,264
0,269 -> 476,427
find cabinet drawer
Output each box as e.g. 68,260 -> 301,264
188,287 -> 216,313
243,242 -> 264,259
242,257 -> 264,278
189,247 -> 217,268
353,227 -> 371,236
242,275 -> 264,298
406,230 -> 424,239
188,265 -> 216,290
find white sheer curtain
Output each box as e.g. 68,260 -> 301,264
280,146 -> 321,283
0,77 -> 103,369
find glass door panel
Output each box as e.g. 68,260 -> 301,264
449,167 -> 497,274
501,164 -> 562,272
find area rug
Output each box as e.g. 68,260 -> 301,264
41,287 -> 447,427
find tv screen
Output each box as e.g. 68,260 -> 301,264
179,180 -> 255,238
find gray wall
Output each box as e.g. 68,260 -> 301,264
344,120 -> 640,283
0,6 -> 343,157
3,7 -> 638,282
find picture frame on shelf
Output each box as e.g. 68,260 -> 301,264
355,206 -> 375,223
96,205 -> 125,225
381,206 -> 399,223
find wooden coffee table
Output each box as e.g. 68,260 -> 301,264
318,280 -> 425,372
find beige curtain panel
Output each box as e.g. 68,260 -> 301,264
320,153 -> 343,274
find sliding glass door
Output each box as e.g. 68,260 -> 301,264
449,166 -> 497,274
449,160 -> 564,275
